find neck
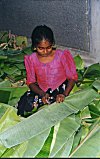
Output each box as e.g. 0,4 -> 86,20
36,50 -> 56,63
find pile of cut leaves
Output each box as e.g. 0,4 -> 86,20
0,32 -> 100,158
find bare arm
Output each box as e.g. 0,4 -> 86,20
56,79 -> 75,103
29,83 -> 46,97
29,83 -> 50,104
63,79 -> 75,97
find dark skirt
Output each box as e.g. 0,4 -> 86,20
17,80 -> 68,117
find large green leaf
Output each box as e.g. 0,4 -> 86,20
64,88 -> 99,110
1,128 -> 51,158
52,134 -> 74,158
69,119 -> 100,158
8,86 -> 28,106
0,102 -> 75,148
0,90 -> 11,104
0,86 -> 28,105
92,80 -> 100,92
74,55 -> 84,70
83,63 -> 100,80
0,49 -> 100,158
0,104 -> 21,157
0,106 -> 21,133
49,115 -> 80,157
0,87 -> 98,148
88,100 -> 100,118
0,80 -> 11,87
0,103 -> 11,119
36,127 -> 54,158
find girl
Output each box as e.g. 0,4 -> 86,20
17,25 -> 78,116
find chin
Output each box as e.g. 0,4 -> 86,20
42,54 -> 49,57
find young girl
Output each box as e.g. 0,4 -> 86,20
17,25 -> 78,116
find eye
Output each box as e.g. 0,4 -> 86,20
39,47 -> 43,50
47,46 -> 52,49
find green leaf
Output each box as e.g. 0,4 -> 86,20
0,80 -> 11,88
35,127 -> 54,158
80,106 -> 91,120
92,80 -> 100,92
83,63 -> 100,80
22,46 -> 32,55
0,102 -> 76,148
0,86 -> 28,106
0,55 -> 8,60
53,134 -> 74,158
0,87 -> 98,148
0,90 -> 11,104
70,119 -> 100,158
0,31 -> 9,43
71,127 -> 82,153
0,141 -> 28,158
88,100 -> 100,118
0,103 -> 10,119
8,86 -> 28,106
15,36 -> 27,47
49,116 -> 80,157
0,105 -> 21,134
2,129 -> 51,158
2,65 -> 20,75
65,88 -> 98,110
74,55 -> 84,70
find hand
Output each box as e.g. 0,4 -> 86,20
42,93 -> 50,104
56,94 -> 65,103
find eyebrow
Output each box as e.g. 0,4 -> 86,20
37,45 -> 52,49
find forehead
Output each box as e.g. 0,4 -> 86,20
37,39 -> 51,47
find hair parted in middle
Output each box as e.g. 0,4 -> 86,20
31,25 -> 55,50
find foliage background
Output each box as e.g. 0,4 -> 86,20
0,31 -> 100,158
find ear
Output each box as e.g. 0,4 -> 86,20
31,46 -> 36,52
34,47 -> 37,51
52,44 -> 57,50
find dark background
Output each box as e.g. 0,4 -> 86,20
0,0 -> 90,51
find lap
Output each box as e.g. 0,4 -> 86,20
17,80 -> 68,117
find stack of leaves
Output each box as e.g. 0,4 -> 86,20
0,30 -> 32,105
0,30 -> 28,55
0,33 -> 100,157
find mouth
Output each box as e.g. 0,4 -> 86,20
38,52 -> 52,57
41,54 -> 49,57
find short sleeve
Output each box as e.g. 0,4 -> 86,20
24,55 -> 36,85
61,49 -> 78,81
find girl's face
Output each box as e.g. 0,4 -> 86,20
36,39 -> 53,57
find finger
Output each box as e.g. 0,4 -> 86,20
56,96 -> 64,103
45,93 -> 50,99
61,96 -> 65,102
56,96 -> 61,103
60,97 -> 64,102
42,97 -> 47,104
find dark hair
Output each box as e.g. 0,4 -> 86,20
31,25 -> 55,50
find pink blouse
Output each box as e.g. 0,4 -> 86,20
24,49 -> 78,92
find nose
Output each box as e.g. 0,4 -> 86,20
44,48 -> 48,53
